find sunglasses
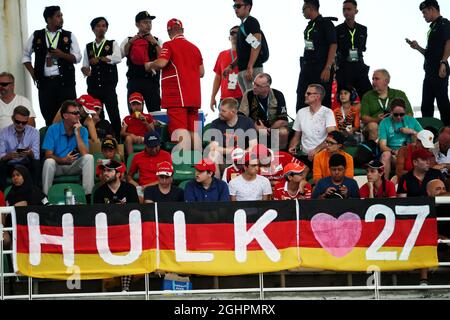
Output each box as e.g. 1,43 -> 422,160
325,140 -> 338,145
233,3 -> 247,9
14,119 -> 28,125
393,113 -> 405,117
305,92 -> 319,96
0,82 -> 12,87
230,31 -> 238,36
66,111 -> 81,116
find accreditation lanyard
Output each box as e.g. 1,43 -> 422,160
230,49 -> 235,62
46,31 -> 60,49
256,96 -> 271,120
306,22 -> 316,40
92,39 -> 107,58
348,28 -> 357,50
378,98 -> 389,111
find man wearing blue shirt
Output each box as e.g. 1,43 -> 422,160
184,158 -> 230,202
41,100 -> 94,196
312,153 -> 360,199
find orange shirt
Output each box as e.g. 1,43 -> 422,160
313,149 -> 354,183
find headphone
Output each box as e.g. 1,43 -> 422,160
337,85 -> 358,104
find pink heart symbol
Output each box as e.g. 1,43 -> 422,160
310,212 -> 362,258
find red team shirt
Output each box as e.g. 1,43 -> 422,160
128,150 -> 172,186
122,113 -> 154,137
159,35 -> 203,108
359,180 -> 397,199
273,181 -> 312,200
222,164 -> 244,183
213,49 -> 243,99
259,151 -> 303,185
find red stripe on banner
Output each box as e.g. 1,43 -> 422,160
16,222 -> 157,254
300,218 -> 437,248
158,221 -> 299,251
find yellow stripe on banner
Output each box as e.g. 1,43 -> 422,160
299,246 -> 438,271
16,250 -> 157,280
159,248 -> 301,276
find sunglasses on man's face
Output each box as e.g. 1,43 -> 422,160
230,31 -> 238,36
233,3 -> 247,9
14,119 -> 28,126
0,82 -> 12,87
66,111 -> 81,116
393,113 -> 405,118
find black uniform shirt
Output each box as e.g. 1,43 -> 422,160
335,22 -> 367,65
302,15 -> 337,64
425,16 -> 450,73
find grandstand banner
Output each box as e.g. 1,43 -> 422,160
11,198 -> 437,280
299,198 -> 438,271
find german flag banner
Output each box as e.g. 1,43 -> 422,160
298,197 -> 438,271
11,198 -> 437,279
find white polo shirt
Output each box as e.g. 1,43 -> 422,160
433,142 -> 450,164
292,106 -> 336,153
0,95 -> 36,129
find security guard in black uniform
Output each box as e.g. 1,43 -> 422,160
335,0 -> 372,100
121,11 -> 161,113
296,0 -> 337,112
81,17 -> 121,139
408,0 -> 450,125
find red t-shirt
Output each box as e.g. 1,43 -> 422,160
259,151 -> 303,184
122,113 -> 154,137
128,149 -> 172,186
159,35 -> 203,108
273,181 -> 312,200
213,49 -> 243,100
222,164 -> 244,183
359,180 -> 397,199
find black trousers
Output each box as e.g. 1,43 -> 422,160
421,71 -> 450,126
127,78 -> 161,113
0,159 -> 41,191
296,60 -> 333,112
336,61 -> 372,100
38,77 -> 76,126
88,84 -> 121,139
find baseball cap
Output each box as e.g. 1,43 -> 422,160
231,147 -> 245,161
135,11 -> 156,23
156,161 -> 174,177
417,130 -> 435,149
76,94 -> 97,115
98,159 -> 126,173
251,144 -> 272,157
167,18 -> 183,31
412,148 -> 434,161
101,138 -> 118,150
283,162 -> 306,176
128,92 -> 144,104
92,98 -> 103,110
144,130 -> 161,147
194,158 -> 216,172
327,131 -> 346,146
367,160 -> 384,171
419,0 -> 439,11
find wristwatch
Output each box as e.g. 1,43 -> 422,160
440,60 -> 448,64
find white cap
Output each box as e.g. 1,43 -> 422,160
417,130 -> 435,149
231,147 -> 245,161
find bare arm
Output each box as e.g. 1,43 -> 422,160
23,62 -> 36,82
288,131 -> 302,154
74,125 -> 89,156
199,64 -> 205,78
320,44 -> 337,83
145,58 -> 169,72
230,195 -> 237,201
210,73 -> 222,112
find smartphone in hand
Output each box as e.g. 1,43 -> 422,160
405,38 -> 413,45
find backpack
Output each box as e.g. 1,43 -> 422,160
239,24 -> 269,64
129,38 -> 150,65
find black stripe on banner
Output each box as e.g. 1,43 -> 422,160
157,200 -> 297,224
298,197 -> 436,221
14,204 -> 156,227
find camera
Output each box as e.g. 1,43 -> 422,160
325,188 -> 344,199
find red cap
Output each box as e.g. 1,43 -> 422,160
76,94 -> 97,115
98,160 -> 126,174
283,162 -> 306,176
194,158 -> 216,172
128,92 -> 144,104
412,148 -> 434,161
243,152 -> 258,165
167,18 -> 183,31
92,98 -> 103,109
251,144 -> 271,158
156,161 -> 174,176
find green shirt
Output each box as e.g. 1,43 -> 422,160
361,87 -> 413,119
378,115 -> 423,150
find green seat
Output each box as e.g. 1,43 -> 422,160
172,150 -> 202,183
4,185 -> 11,197
126,152 -> 139,180
48,183 -> 86,205
53,175 -> 81,184
159,124 -> 178,152
354,168 -> 367,176
416,117 -> 444,138
344,146 -> 358,157
177,180 -> 190,190
133,144 -> 145,153
202,123 -> 213,148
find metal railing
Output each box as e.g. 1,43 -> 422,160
2,199 -> 450,300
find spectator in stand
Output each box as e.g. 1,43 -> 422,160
6,165 -> 48,206
0,72 -> 36,128
127,130 -> 172,191
359,160 -> 396,199
145,18 -> 204,151
0,106 -> 40,190
94,159 -> 139,292
121,92 -> 155,157
144,161 -> 184,203
313,130 -> 354,184
91,99 -> 113,141
396,130 -> 436,179
251,143 -> 305,187
333,85 -> 361,145
379,98 -> 423,178
22,6 -> 81,126
41,100 -> 94,198
288,84 -> 337,169
312,153 -> 360,199
273,162 -> 312,200
210,26 -> 243,112
296,0 -> 337,111
354,122 -> 381,168
184,158 -> 230,202
397,148 -> 445,197
95,138 -> 121,182
222,147 -> 245,183
225,0 -> 266,93
229,152 -> 272,201
432,126 -> 450,173
81,16 -> 122,138
121,11 -> 161,113
360,69 -> 413,125
239,73 -> 289,149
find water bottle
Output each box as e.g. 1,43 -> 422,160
64,187 -> 75,205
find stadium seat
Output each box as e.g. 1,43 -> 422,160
160,125 -> 177,152
202,122 -> 212,148
126,152 -> 139,180
178,180 -> 190,190
47,183 -> 86,205
416,117 -> 444,139
133,144 -> 145,153
354,168 -> 367,176
172,150 -> 202,183
343,146 -> 358,157
3,185 -> 11,198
